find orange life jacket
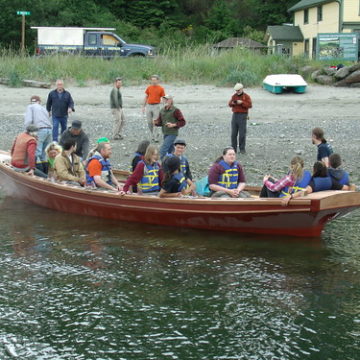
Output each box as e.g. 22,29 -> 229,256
11,133 -> 36,168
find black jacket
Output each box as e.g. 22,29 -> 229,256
59,128 -> 89,159
46,89 -> 75,117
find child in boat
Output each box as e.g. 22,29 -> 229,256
328,153 -> 350,186
260,156 -> 304,198
282,161 -> 354,206
122,145 -> 163,195
159,156 -> 195,198
131,140 -> 150,172
44,142 -> 62,179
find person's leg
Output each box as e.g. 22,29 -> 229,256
60,116 -> 68,135
52,116 -> 59,141
160,134 -> 176,159
146,106 -> 154,139
35,128 -> 46,162
34,168 -> 47,178
112,109 -> 121,139
231,113 -> 239,152
152,104 -> 161,142
238,113 -> 248,153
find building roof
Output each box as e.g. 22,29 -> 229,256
213,37 -> 266,49
266,25 -> 304,41
288,0 -> 334,13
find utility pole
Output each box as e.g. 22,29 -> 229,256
16,11 -> 31,51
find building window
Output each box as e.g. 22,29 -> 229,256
317,6 -> 323,21
304,39 -> 310,57
304,9 -> 309,24
312,37 -> 317,59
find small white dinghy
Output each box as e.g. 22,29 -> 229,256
263,74 -> 308,94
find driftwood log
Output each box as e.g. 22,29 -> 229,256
0,78 -> 50,88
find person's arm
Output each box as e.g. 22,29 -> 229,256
110,88 -> 119,109
318,146 -> 330,167
228,95 -> 236,108
82,135 -> 90,159
123,162 -> 145,192
142,88 -> 149,111
78,162 -> 86,184
159,189 -> 182,198
110,171 -> 122,191
159,178 -> 182,198
27,140 -> 37,170
68,92 -> 75,113
154,114 -> 163,127
185,160 -> 193,181
24,106 -> 33,128
235,164 -> 246,193
282,185 -> 312,206
322,157 -> 330,167
241,94 -> 252,109
166,109 -> 186,129
46,92 -> 52,115
94,176 -> 116,191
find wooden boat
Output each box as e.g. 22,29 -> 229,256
263,74 -> 308,94
1,152 -> 359,237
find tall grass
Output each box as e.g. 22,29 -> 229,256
0,46 -> 333,87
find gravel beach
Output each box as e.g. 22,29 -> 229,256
1,83 -> 360,185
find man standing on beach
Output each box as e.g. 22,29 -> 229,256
155,95 -> 186,159
24,95 -> 52,171
142,75 -> 165,143
46,79 -> 75,142
110,77 -> 125,140
228,83 -> 252,154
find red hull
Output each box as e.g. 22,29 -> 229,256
1,161 -> 359,237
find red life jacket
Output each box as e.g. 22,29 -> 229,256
11,133 -> 36,169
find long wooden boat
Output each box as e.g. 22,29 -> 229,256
1,152 -> 359,237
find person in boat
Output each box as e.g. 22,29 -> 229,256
159,156 -> 195,198
24,95 -> 52,173
163,139 -> 193,182
54,139 -> 86,186
86,142 -> 122,191
10,124 -> 47,178
44,142 -> 62,179
59,120 -> 89,160
328,153 -> 350,186
312,127 -> 333,167
260,156 -> 309,198
86,137 -> 110,162
122,145 -> 163,195
154,95 -> 186,159
208,146 -> 249,198
131,140 -> 150,172
282,161 -> 353,206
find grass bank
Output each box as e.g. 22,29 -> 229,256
0,46 -> 331,87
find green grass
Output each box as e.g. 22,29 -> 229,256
0,46 -> 338,87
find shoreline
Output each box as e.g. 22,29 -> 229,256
1,84 -> 359,185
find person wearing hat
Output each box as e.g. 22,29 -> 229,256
10,125 -> 46,178
142,75 -> 165,143
86,137 -> 110,161
24,95 -> 52,172
59,120 -> 89,160
110,77 -> 125,140
163,139 -> 193,182
46,79 -> 75,142
228,83 -> 252,154
155,95 -> 186,159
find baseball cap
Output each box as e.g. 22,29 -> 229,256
30,95 -> 40,103
71,120 -> 82,129
162,94 -> 174,100
97,137 -> 110,144
174,139 -> 186,146
234,83 -> 244,91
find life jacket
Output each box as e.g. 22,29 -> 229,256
328,168 -> 350,186
280,170 -> 312,197
312,176 -> 333,192
86,153 -> 112,186
11,133 -> 36,168
218,160 -> 239,189
173,172 -> 188,192
138,161 -> 160,192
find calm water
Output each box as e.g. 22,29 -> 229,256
0,196 -> 360,360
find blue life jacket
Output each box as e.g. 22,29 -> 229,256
338,172 -> 349,186
328,168 -> 350,186
312,176 -> 333,192
280,170 -> 312,197
173,172 -> 188,192
86,154 -> 112,186
218,160 -> 239,190
138,161 -> 160,193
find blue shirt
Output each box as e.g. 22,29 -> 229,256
317,143 -> 333,161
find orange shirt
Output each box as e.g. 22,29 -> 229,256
87,159 -> 102,177
145,85 -> 165,104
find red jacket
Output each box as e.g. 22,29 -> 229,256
11,133 -> 37,169
228,92 -> 252,113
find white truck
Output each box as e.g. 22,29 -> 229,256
31,27 -> 155,57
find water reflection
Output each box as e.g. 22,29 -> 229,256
0,197 -> 360,359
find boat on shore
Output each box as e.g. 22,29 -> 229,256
263,74 -> 308,94
1,151 -> 359,237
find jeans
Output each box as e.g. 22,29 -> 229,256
36,128 -> 52,162
52,116 -> 68,141
231,113 -> 247,152
160,134 -> 177,159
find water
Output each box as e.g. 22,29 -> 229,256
1,196 -> 360,360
